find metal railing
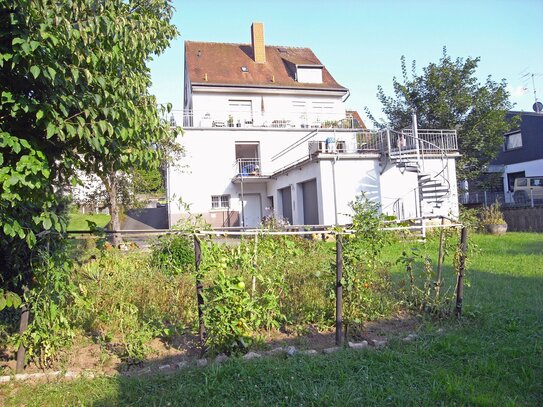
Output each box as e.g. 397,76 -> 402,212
168,110 -> 363,130
233,158 -> 262,177
400,129 -> 458,152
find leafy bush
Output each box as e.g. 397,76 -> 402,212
150,234 -> 194,275
340,196 -> 398,337
16,251 -> 77,368
73,250 -> 195,362
481,201 -> 506,225
202,272 -> 258,355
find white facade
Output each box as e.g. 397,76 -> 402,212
168,126 -> 460,227
501,158 -> 543,203
171,26 -> 459,228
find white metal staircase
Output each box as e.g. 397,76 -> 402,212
384,119 -> 457,221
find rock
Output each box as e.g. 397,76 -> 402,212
15,372 -> 47,381
138,367 -> 151,375
300,349 -> 318,355
402,333 -> 419,342
175,361 -> 188,370
196,358 -> 208,367
215,354 -> 228,364
323,347 -> 341,354
371,339 -> 387,348
0,376 -> 10,383
348,340 -> 369,349
158,364 -> 171,371
243,351 -> 261,360
285,346 -> 297,357
63,371 -> 78,379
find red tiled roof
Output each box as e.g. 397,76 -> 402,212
185,41 -> 347,91
346,110 -> 367,129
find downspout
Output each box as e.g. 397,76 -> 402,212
341,89 -> 351,103
332,129 -> 339,225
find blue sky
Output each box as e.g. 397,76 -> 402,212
149,0 -> 543,124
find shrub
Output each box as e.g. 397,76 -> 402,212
480,201 -> 506,225
202,272 -> 258,355
150,234 -> 194,275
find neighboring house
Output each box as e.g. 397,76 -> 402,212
486,111 -> 543,204
167,23 -> 460,228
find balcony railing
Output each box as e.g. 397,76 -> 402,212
168,110 -> 364,130
233,158 -> 262,177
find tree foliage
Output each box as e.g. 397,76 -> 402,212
1,0 -> 178,297
365,48 -> 514,181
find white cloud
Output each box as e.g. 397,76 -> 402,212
508,85 -> 529,97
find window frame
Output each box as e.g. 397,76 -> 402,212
211,194 -> 230,210
504,131 -> 523,151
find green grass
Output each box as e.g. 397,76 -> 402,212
2,232 -> 542,406
67,213 -> 111,231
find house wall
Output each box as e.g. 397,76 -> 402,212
379,165 -> 420,219
168,128 -> 356,226
379,157 -> 459,219
190,90 -> 346,127
501,158 -> 543,203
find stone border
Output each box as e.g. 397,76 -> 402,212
2,335 -> 424,382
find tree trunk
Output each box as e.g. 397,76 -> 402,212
103,172 -> 122,247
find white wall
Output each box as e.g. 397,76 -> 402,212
319,158 -> 381,225
190,91 -> 346,127
501,158 -> 543,203
169,128 -> 355,224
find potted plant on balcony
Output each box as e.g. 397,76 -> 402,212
481,201 -> 507,235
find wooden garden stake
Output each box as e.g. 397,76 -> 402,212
435,217 -> 446,299
455,227 -> 468,319
335,234 -> 343,346
252,234 -> 258,296
15,287 -> 29,374
193,235 -> 207,351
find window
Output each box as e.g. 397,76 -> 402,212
504,132 -> 522,150
211,195 -> 230,209
530,178 -> 543,187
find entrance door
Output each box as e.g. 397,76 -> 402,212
242,194 -> 261,228
280,187 -> 293,224
302,179 -> 319,225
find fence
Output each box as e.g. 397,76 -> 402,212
502,207 -> 543,232
67,221 -> 467,353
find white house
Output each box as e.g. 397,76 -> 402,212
168,23 -> 460,228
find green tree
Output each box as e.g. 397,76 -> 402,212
365,48 -> 514,181
1,0 -> 178,367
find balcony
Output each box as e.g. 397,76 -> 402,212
170,110 -> 364,130
232,158 -> 268,183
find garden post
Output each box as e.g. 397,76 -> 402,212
435,217 -> 446,299
15,285 -> 29,374
194,235 -> 207,350
455,227 -> 468,318
335,233 -> 343,346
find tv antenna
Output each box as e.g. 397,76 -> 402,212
521,72 -> 543,113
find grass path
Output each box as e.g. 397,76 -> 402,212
2,233 -> 542,406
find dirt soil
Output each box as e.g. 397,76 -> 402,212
0,312 -> 421,378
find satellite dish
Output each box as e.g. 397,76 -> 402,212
533,101 -> 543,113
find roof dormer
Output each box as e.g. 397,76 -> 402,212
296,64 -> 324,84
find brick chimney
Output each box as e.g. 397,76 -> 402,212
251,22 -> 266,63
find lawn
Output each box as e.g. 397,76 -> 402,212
2,232 -> 542,406
67,213 -> 111,231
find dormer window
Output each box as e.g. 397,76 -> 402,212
296,64 -> 323,84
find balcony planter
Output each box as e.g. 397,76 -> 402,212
485,223 -> 508,235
